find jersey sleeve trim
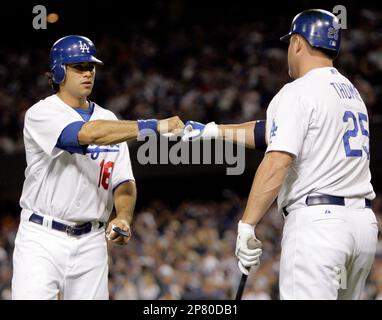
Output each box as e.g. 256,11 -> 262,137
112,179 -> 135,194
266,144 -> 299,157
265,147 -> 298,157
56,121 -> 88,155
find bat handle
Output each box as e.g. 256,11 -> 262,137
235,274 -> 248,300
234,238 -> 262,300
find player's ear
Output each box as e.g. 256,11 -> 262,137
294,35 -> 304,56
289,35 -> 299,56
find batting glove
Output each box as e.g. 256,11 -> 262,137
235,220 -> 262,275
182,121 -> 219,142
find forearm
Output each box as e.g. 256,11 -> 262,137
242,151 -> 293,225
78,120 -> 139,145
113,181 -> 137,225
218,120 -> 266,149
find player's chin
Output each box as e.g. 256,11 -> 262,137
80,84 -> 94,94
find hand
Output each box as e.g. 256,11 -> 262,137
235,220 -> 262,275
158,116 -> 184,136
106,218 -> 131,245
182,121 -> 219,141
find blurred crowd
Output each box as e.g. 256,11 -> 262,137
0,192 -> 381,300
1,9 -> 382,154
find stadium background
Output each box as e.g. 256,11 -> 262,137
0,0 -> 381,299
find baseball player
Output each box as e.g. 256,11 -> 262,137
186,10 -> 378,299
12,35 -> 183,300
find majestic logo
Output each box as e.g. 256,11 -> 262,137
78,41 -> 90,53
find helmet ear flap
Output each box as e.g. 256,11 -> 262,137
51,64 -> 66,84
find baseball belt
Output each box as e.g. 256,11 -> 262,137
29,213 -> 104,236
282,195 -> 372,217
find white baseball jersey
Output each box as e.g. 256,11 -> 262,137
19,94 -> 135,222
266,67 -> 375,210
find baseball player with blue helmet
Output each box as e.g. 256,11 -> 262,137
185,9 -> 378,299
12,35 -> 183,299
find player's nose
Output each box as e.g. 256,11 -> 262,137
82,72 -> 94,81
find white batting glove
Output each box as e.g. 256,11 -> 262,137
235,220 -> 262,275
182,121 -> 219,142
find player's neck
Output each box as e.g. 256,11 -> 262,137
297,57 -> 333,78
57,91 -> 89,109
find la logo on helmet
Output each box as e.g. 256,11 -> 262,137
79,41 -> 90,53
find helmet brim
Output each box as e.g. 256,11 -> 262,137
67,55 -> 104,65
89,56 -> 104,65
280,32 -> 292,43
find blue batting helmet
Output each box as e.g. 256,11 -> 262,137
49,35 -> 104,84
280,9 -> 341,54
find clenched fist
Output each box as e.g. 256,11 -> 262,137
106,218 -> 131,246
158,116 -> 185,136
235,220 -> 262,275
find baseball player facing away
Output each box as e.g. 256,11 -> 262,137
185,9 -> 378,299
12,35 -> 183,300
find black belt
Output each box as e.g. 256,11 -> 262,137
29,213 -> 104,236
282,195 -> 372,217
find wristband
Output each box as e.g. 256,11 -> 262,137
137,119 -> 158,135
254,120 -> 267,151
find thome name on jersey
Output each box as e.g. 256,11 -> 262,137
20,94 -> 134,223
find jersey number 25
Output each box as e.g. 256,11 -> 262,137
342,110 -> 369,158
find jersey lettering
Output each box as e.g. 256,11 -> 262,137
342,110 -> 369,159
87,144 -> 120,160
330,82 -> 362,101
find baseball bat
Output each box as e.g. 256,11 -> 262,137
235,238 -> 262,300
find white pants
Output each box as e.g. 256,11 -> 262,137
12,215 -> 109,300
279,205 -> 378,300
